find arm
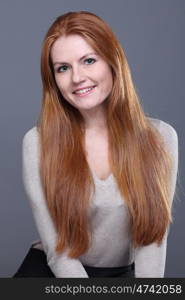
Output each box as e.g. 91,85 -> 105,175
22,127 -> 89,278
134,119 -> 179,277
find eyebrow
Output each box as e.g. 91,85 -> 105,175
53,52 -> 98,66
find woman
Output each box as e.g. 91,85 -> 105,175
13,11 -> 178,278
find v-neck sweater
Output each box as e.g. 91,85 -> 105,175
22,117 -> 178,277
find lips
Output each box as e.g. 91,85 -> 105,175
72,85 -> 96,94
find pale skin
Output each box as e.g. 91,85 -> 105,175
51,34 -> 113,180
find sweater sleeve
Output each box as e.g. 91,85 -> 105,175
134,119 -> 179,277
22,127 -> 89,278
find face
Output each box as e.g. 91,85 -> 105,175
50,34 -> 113,113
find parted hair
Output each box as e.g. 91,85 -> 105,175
37,11 -> 174,258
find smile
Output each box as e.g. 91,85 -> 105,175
73,85 -> 96,97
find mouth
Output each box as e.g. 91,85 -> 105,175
72,85 -> 97,97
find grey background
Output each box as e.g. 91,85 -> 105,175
0,0 -> 184,277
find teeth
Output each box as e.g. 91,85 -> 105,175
75,86 -> 94,94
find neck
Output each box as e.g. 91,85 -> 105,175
79,104 -> 108,133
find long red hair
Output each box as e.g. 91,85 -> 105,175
37,11 -> 175,258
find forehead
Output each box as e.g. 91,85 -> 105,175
50,34 -> 95,62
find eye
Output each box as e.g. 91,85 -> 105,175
84,58 -> 96,65
56,65 -> 69,73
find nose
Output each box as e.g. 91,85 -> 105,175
71,65 -> 85,84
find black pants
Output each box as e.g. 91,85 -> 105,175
13,247 -> 135,278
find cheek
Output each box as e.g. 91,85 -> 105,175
101,68 -> 113,91
55,76 -> 67,94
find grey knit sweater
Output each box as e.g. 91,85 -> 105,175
22,117 -> 178,277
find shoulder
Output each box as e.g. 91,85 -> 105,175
147,117 -> 178,138
147,117 -> 178,153
22,126 -> 40,161
23,126 -> 39,142
22,126 -> 39,148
